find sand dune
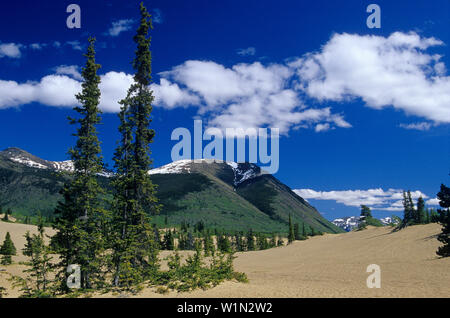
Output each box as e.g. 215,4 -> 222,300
0,221 -> 449,298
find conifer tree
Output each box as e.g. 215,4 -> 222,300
2,208 -> 10,222
111,2 -> 161,288
52,37 -> 107,291
21,221 -> 54,296
416,196 -> 426,224
288,214 -> 295,244
436,184 -> 450,257
203,230 -> 215,256
0,232 -> 16,265
246,229 -> 255,251
294,223 -> 300,240
163,230 -> 174,250
400,190 -> 416,228
233,234 -> 243,252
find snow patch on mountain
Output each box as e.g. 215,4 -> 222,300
226,162 -> 262,186
332,215 -> 399,231
147,159 -> 263,186
332,216 -> 362,232
9,156 -> 48,169
148,159 -> 192,175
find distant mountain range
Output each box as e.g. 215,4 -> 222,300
332,216 -> 397,231
0,147 -> 343,234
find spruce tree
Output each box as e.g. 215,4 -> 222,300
203,230 -> 215,256
246,229 -> 255,251
288,214 -> 295,244
163,230 -> 174,250
400,190 -> 415,228
0,232 -> 16,265
416,196 -> 426,224
52,37 -> 107,291
294,223 -> 300,240
436,184 -> 450,257
111,2 -> 161,288
21,224 -> 54,296
2,208 -> 10,222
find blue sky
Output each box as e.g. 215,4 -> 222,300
0,0 -> 449,221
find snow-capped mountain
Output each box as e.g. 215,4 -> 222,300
0,148 -> 343,234
332,215 -> 399,231
0,147 -> 113,176
379,216 -> 399,226
148,159 -> 264,186
1,147 -> 74,172
332,216 -> 362,232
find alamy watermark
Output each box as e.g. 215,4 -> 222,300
366,264 -> 381,288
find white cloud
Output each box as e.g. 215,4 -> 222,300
1,31 -> 449,136
54,65 -> 82,81
0,43 -> 22,58
293,188 -> 437,211
153,60 -> 350,134
399,122 -> 432,131
150,78 -> 199,109
426,198 -> 440,206
237,47 -> 256,56
98,71 -> 134,112
0,71 -> 133,113
106,19 -> 134,37
294,32 -> 450,124
315,123 -> 331,132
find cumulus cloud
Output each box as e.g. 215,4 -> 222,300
54,65 -> 82,81
106,19 -> 134,37
426,198 -> 440,206
294,188 -> 438,211
237,47 -> 256,56
0,71 -> 133,112
1,31 -> 449,136
0,43 -> 22,58
150,78 -> 199,109
153,60 -> 350,134
293,31 -> 450,124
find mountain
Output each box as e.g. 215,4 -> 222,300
0,148 -> 343,234
332,215 -> 399,231
332,216 -> 362,232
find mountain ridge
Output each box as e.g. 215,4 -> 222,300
0,147 -> 343,234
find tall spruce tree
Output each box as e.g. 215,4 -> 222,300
52,37 -> 107,290
400,190 -> 415,228
111,2 -> 161,288
436,184 -> 450,257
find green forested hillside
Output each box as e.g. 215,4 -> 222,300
0,148 -> 343,233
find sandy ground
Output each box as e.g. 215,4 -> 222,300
0,220 -> 449,298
